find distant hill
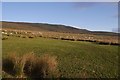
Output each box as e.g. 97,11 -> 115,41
1,21 -> 118,36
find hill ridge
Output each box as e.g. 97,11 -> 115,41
1,21 -> 118,36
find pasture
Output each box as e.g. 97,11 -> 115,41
2,34 -> 119,78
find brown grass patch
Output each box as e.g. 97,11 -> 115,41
3,53 -> 25,78
2,53 -> 59,79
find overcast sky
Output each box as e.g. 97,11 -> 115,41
2,2 -> 118,32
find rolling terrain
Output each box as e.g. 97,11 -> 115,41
1,21 -> 119,36
1,21 -> 119,79
2,36 -> 119,78
1,21 -> 90,34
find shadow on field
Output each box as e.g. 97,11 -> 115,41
2,53 -> 59,79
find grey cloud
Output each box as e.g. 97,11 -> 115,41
73,2 -> 117,9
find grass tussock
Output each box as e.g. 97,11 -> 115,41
28,36 -> 34,38
2,36 -> 8,40
3,53 -> 25,78
3,53 -> 59,78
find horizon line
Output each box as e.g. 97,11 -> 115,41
1,20 -> 118,33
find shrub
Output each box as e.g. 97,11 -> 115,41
97,41 -> 110,45
7,34 -> 10,36
28,36 -> 34,38
21,36 -> 27,38
2,37 -> 8,40
110,42 -> 119,46
39,35 -> 42,37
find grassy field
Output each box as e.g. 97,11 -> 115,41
2,35 -> 119,78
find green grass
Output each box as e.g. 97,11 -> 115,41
2,36 -> 119,78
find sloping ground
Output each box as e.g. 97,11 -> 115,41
1,21 -> 90,34
1,21 -> 45,31
2,36 -> 119,78
1,28 -> 119,45
1,21 -> 118,36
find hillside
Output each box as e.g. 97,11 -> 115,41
2,21 -> 119,78
1,21 -> 90,33
1,21 -> 118,36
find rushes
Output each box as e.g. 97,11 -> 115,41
2,53 -> 59,78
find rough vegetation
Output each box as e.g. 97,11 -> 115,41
1,29 -> 119,46
2,21 -> 118,36
1,21 -> 119,79
3,53 -> 59,79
